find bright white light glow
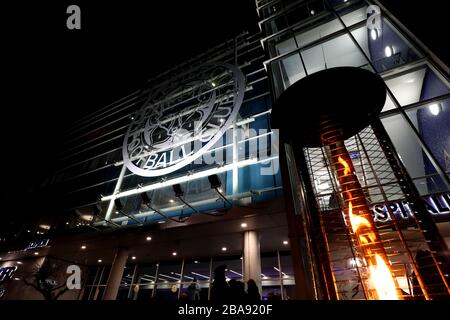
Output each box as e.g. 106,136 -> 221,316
191,272 -> 210,279
370,29 -> 378,41
81,245 -> 87,250
221,247 -> 227,252
146,236 -> 152,241
101,158 -> 262,202
283,240 -> 288,245
98,259 -> 102,263
172,252 -> 177,256
241,223 -> 247,228
385,46 -> 394,57
429,103 -> 440,116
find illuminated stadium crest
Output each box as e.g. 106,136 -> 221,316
123,63 -> 245,177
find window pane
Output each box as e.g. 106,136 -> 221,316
351,19 -> 422,73
385,66 -> 450,107
301,33 -> 368,75
271,52 -> 306,97
381,114 -> 449,194
405,99 -> 450,182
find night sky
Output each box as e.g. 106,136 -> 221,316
1,1 -> 448,212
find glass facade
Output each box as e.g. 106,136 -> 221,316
1,0 -> 449,301
261,0 -> 450,193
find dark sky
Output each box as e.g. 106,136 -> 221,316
1,0 -> 448,206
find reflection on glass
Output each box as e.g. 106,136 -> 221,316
351,18 -> 421,73
384,66 -> 450,108
382,114 -> 449,194
301,33 -> 368,75
406,100 -> 450,187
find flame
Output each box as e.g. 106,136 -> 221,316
348,201 -> 399,299
338,154 -> 400,300
338,156 -> 351,175
369,255 -> 399,300
348,201 -> 376,244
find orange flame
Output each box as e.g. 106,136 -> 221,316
369,255 -> 399,300
348,200 -> 399,299
338,156 -> 351,175
339,154 -> 399,300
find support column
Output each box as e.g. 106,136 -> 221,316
103,247 -> 129,300
243,230 -> 262,293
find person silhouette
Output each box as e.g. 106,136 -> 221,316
246,279 -> 261,301
210,265 -> 229,302
187,277 -> 201,301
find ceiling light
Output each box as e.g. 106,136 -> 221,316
221,247 -> 227,252
370,29 -> 378,41
132,256 -> 136,260
146,236 -> 152,241
385,45 -> 394,57
241,223 -> 247,228
429,103 -> 441,116
283,240 -> 289,245
98,259 -> 102,263
194,260 -> 199,264
81,245 -> 86,250
172,252 -> 177,256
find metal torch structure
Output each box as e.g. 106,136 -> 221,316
272,67 -> 450,300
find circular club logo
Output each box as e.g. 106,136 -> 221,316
123,63 -> 245,177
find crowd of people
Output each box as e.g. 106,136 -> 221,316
185,264 -> 261,302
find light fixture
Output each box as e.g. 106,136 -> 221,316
146,236 -> 152,241
241,223 -> 247,228
81,245 -> 86,250
27,230 -> 30,233
211,82 -> 216,87
310,10 -> 315,15
34,252 -> 39,255
429,103 -> 441,116
385,45 -> 394,57
172,184 -> 184,197
98,259 -> 102,263
65,222 -> 69,225
194,260 -> 199,264
172,251 -> 177,256
283,240 -> 289,245
370,29 -> 378,41
132,256 -> 136,260
221,246 -> 227,252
